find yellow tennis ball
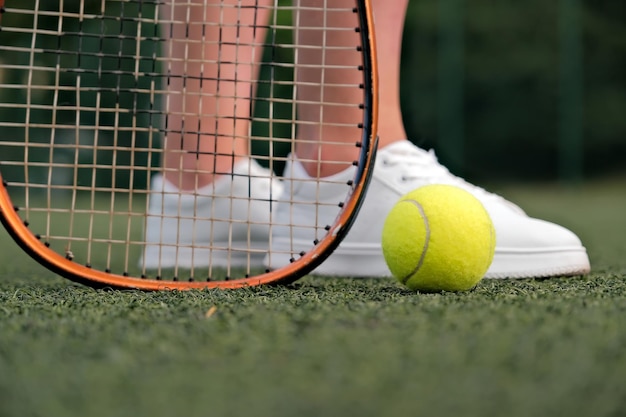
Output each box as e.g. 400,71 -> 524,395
382,184 -> 496,292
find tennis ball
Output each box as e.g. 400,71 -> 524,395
382,184 -> 496,292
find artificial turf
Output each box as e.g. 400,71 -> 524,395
1,176 -> 625,417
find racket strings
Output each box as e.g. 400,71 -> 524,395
0,0 -> 369,282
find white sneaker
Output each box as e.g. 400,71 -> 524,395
266,140 -> 591,279
141,158 -> 283,269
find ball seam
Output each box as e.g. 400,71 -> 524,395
400,199 -> 430,285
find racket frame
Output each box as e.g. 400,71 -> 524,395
0,0 -> 379,290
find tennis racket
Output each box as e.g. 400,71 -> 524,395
0,0 -> 378,290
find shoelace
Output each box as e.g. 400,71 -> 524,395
378,142 -> 509,205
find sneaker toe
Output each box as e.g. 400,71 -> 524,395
484,200 -> 590,278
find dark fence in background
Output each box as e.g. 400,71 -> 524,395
1,0 -> 624,187
401,0 -> 626,181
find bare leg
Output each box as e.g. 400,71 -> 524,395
161,0 -> 270,190
295,0 -> 409,177
371,0 -> 410,144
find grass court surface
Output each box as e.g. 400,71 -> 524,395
1,176 -> 625,417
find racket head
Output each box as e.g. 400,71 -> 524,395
0,0 -> 378,290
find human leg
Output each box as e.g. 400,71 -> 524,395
292,0 -> 407,177
142,0 -> 282,271
161,0 -> 271,190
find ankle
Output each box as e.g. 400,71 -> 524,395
162,156 -> 248,191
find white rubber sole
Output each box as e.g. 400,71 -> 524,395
483,247 -> 591,279
142,242 -> 268,270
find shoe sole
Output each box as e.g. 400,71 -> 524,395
484,247 -> 591,279
142,242 -> 268,270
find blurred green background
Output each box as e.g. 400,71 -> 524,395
0,0 -> 624,185
400,0 -> 626,182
